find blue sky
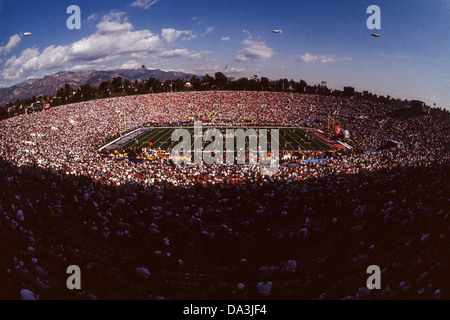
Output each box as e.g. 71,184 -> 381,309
0,0 -> 449,109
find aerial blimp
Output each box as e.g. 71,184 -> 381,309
23,32 -> 32,37
371,33 -> 381,37
272,30 -> 282,34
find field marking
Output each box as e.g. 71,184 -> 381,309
98,128 -> 142,152
102,126 -> 336,153
286,128 -> 313,151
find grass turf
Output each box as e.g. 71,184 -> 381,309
116,126 -> 333,153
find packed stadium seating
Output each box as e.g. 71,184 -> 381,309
0,91 -> 448,300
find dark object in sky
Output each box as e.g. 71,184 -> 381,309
371,33 -> 381,37
272,30 -> 282,34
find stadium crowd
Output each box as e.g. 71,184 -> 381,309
0,91 -> 449,300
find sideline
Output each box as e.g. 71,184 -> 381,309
97,128 -> 143,152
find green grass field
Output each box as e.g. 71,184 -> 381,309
116,126 -> 333,153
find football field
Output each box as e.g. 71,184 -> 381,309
114,126 -> 334,153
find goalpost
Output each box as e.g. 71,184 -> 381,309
118,112 -> 127,133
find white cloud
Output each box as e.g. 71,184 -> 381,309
68,63 -> 103,72
118,59 -> 143,69
68,21 -> 161,62
221,36 -> 230,41
161,28 -> 195,44
299,53 -> 316,63
161,49 -> 201,60
1,48 -> 40,81
202,27 -> 214,37
193,64 -> 221,73
235,39 -> 274,62
173,60 -> 221,75
0,13 -> 164,82
298,53 -> 351,63
130,0 -> 159,9
102,11 -> 127,22
242,29 -> 251,37
97,20 -> 133,35
301,53 -> 333,63
96,11 -> 131,34
86,13 -> 98,22
0,34 -> 21,55
228,67 -> 245,74
0,13 -> 222,84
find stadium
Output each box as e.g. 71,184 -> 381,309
0,90 -> 449,300
1,0 -> 450,305
97,124 -> 345,164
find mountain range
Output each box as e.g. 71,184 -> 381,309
0,69 -> 200,106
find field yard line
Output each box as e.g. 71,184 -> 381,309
280,128 -> 294,150
161,128 -> 178,149
150,127 -> 176,150
120,128 -> 154,150
98,128 -> 141,152
297,128 -> 328,151
158,128 -> 178,150
135,129 -> 156,148
286,128 -> 310,151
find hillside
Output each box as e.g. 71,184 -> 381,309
0,68 -> 199,106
